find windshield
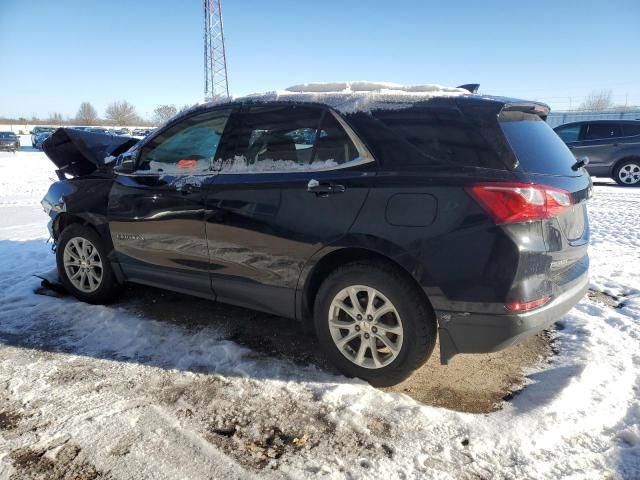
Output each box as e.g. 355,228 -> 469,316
500,111 -> 580,176
0,132 -> 17,139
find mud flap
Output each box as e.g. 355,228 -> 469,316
33,268 -> 68,297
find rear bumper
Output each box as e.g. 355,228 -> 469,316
436,272 -> 589,364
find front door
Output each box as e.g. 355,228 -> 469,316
108,108 -> 232,298
204,104 -> 374,317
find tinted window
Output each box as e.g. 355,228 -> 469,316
622,124 -> 640,137
584,123 -> 622,141
500,112 -> 578,176
555,125 -> 581,143
217,105 -> 358,172
368,106 -> 504,168
138,109 -> 231,173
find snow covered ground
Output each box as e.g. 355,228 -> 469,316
0,141 -> 638,479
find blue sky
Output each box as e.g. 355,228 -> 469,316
1,0 -> 639,120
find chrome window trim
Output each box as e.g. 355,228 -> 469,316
215,108 -> 375,175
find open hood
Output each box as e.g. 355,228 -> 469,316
42,128 -> 139,177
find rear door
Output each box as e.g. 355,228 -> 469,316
204,104 -> 374,318
108,108 -> 232,298
570,123 -> 623,170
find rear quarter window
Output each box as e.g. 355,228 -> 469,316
366,107 -> 505,169
500,111 -> 579,176
622,124 -> 640,137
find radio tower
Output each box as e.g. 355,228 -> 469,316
203,0 -> 229,101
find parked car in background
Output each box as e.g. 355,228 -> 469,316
34,130 -> 54,149
113,128 -> 130,136
554,120 -> 640,186
40,85 -> 591,385
0,131 -> 20,152
85,127 -> 110,135
131,128 -> 147,136
31,126 -> 57,147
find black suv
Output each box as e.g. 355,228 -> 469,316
41,93 -> 590,385
554,120 -> 640,186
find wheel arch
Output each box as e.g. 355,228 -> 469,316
296,240 -> 435,327
611,155 -> 640,184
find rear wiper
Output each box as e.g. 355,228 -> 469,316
572,156 -> 589,171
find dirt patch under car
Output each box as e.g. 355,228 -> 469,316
122,284 -> 551,414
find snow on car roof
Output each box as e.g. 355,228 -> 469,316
235,81 -> 471,113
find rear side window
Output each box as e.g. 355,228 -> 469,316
500,112 -> 578,176
369,107 -> 504,168
217,105 -> 359,172
584,123 -> 622,140
554,125 -> 581,143
622,124 -> 640,137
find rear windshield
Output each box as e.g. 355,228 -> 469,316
500,112 -> 579,176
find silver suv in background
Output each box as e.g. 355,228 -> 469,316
554,120 -> 640,186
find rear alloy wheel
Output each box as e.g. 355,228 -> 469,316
328,285 -> 403,369
614,160 -> 640,186
56,224 -> 120,304
314,261 -> 436,386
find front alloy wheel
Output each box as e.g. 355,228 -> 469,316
56,224 -> 120,304
328,285 -> 403,369
63,237 -> 103,293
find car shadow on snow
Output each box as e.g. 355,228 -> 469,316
0,239 -> 341,385
0,239 -> 558,412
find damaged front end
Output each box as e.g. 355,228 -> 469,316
41,128 -> 136,241
42,128 -> 139,179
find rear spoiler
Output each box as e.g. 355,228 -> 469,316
456,83 -> 480,94
42,128 -> 139,178
500,101 -> 550,120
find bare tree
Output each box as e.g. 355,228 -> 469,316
153,104 -> 178,124
105,100 -> 139,126
48,112 -> 64,125
75,102 -> 98,125
579,90 -> 614,111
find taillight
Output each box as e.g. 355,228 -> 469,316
505,296 -> 551,312
466,182 -> 572,224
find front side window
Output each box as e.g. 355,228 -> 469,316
217,105 -> 359,172
555,125 -> 581,143
137,109 -> 231,174
584,123 -> 622,141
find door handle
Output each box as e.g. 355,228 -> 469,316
307,179 -> 346,196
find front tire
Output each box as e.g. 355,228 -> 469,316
56,224 -> 120,304
314,261 -> 437,386
613,159 -> 640,186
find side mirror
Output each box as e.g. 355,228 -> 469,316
113,151 -> 137,174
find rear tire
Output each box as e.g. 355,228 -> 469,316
613,159 -> 640,186
314,261 -> 437,387
56,224 -> 120,304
